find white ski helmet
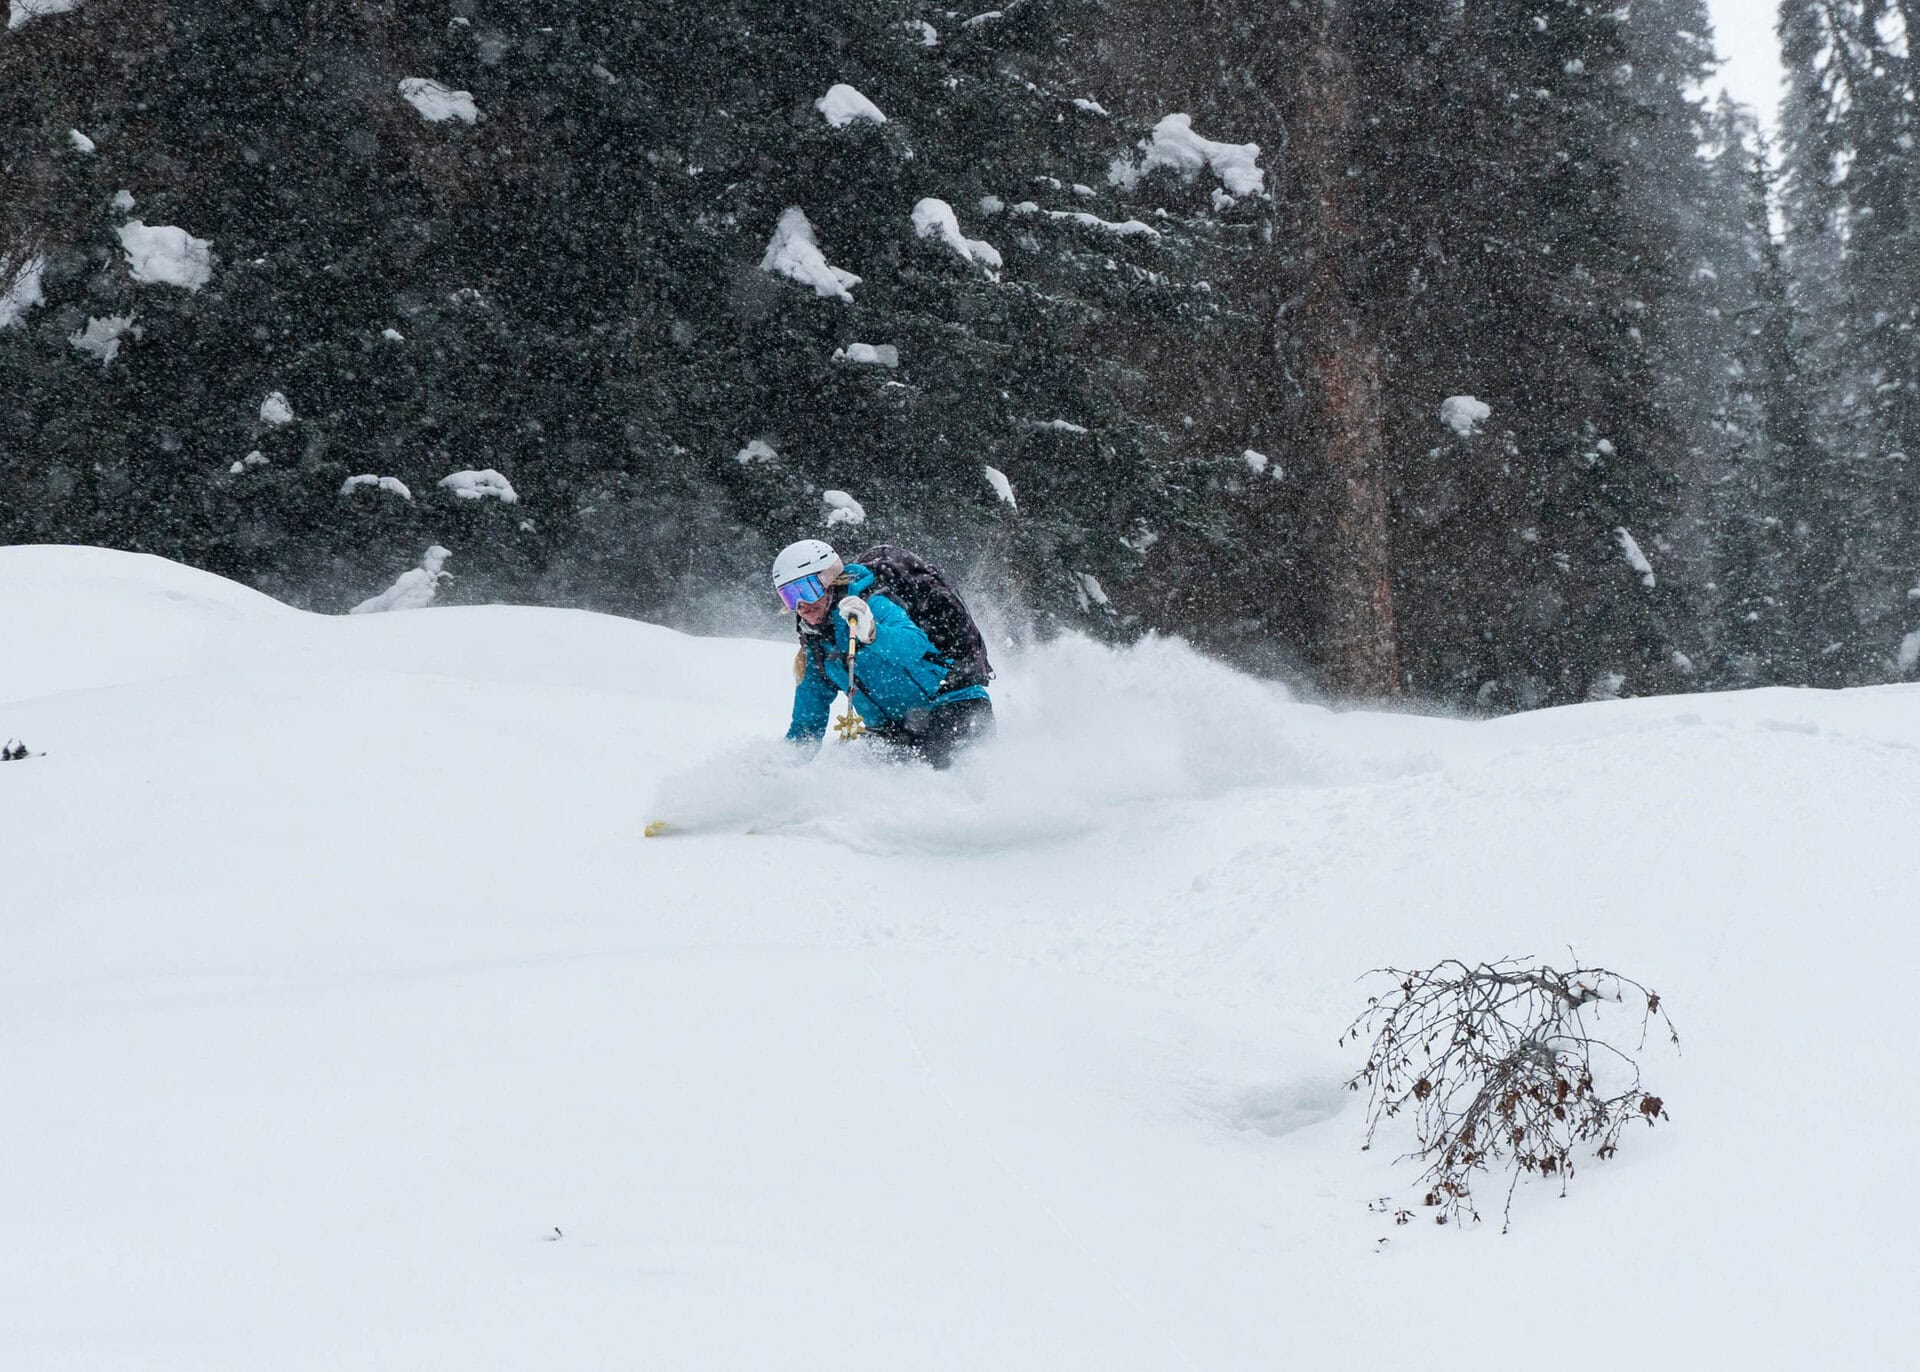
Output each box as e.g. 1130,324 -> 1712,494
770,538 -> 842,590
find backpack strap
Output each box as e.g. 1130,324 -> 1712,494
798,620 -> 835,683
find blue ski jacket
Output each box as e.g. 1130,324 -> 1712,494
787,562 -> 991,744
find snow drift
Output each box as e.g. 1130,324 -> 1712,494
2,545 -> 1915,1369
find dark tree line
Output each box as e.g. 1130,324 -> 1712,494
2,1 -> 1916,708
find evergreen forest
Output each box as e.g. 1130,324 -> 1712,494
5,0 -> 1918,710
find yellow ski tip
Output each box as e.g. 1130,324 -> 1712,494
643,820 -> 673,838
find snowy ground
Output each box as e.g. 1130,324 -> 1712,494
3,545 -> 1915,1369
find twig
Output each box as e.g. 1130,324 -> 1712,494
1341,957 -> 1677,1230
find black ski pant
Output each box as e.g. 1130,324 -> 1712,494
870,696 -> 995,769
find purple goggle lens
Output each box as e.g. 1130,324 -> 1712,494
777,573 -> 828,611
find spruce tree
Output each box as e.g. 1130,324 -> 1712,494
1777,0 -> 1920,679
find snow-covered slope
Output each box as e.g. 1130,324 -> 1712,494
2,546 -> 1915,1369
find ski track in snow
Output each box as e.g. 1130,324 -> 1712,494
2,545 -> 1916,1369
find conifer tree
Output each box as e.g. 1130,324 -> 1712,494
1368,0 -> 1698,706
6,0 -> 1886,707
1699,113 -> 1805,685
1776,0 -> 1920,678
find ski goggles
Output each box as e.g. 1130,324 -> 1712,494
777,573 -> 830,611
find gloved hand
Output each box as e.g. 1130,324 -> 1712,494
837,594 -> 876,644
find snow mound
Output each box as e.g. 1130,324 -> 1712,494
760,207 -> 860,301
815,83 -> 886,127
116,221 -> 213,291
399,77 -> 479,124
351,546 -> 451,614
912,197 -> 1003,271
259,391 -> 294,426
8,545 -> 1920,1370
0,546 -> 297,703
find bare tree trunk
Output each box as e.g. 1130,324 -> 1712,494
1296,0 -> 1400,696
1308,317 -> 1398,694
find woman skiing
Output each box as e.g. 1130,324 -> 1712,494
772,539 -> 994,768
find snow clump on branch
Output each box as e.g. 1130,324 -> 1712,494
911,198 -> 1003,272
439,469 -> 518,503
1439,395 -> 1492,437
8,0 -> 84,30
68,315 -> 133,365
1615,527 -> 1657,589
823,490 -> 866,527
760,208 -> 860,301
1072,571 -> 1113,614
399,78 -> 479,124
833,343 -> 899,368
815,84 -> 887,127
341,475 -> 412,500
1,257 -> 47,329
1009,201 -> 1159,238
1110,114 -> 1266,199
1054,210 -> 1158,238
117,222 -> 213,291
983,465 -> 1017,510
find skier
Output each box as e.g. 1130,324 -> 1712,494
773,538 -> 995,767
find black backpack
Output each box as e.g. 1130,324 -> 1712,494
852,544 -> 994,690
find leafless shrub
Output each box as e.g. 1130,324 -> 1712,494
1342,957 -> 1677,1231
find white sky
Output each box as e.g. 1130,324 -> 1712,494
1705,0 -> 1784,128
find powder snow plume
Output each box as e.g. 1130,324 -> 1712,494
649,634 -> 1443,854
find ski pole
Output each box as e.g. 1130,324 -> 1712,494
835,629 -> 866,740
